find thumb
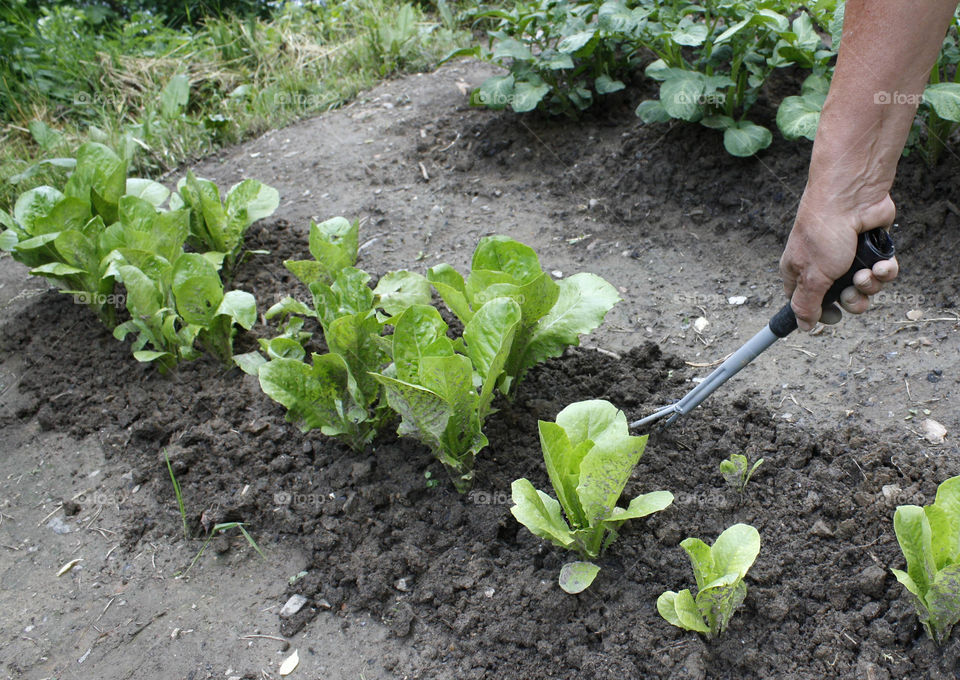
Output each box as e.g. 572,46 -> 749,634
790,270 -> 833,332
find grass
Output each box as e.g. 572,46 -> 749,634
0,0 -> 473,209
164,448 -> 189,540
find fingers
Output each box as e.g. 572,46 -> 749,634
839,285 -> 870,314
789,269 -> 834,332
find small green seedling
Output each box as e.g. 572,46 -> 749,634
180,522 -> 266,578
892,475 -> 960,645
719,453 -> 764,494
164,449 -> 189,540
658,523 -> 761,638
511,399 -> 674,594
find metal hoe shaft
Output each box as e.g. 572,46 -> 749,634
628,325 -> 780,430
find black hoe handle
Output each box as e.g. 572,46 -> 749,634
768,228 -> 897,338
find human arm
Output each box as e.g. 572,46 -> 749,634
780,0 -> 958,331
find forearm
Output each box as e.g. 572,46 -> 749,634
808,0 -> 957,205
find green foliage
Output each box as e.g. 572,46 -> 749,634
637,1 -> 834,157
0,140 -> 263,372
372,300 -> 522,491
428,235 -> 619,396
246,218 -> 431,452
658,523 -> 761,637
719,453 -> 763,494
892,475 -> 960,645
511,399 -> 673,593
169,171 -> 279,272
462,0 -> 645,115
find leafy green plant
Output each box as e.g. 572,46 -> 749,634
891,475 -> 960,645
719,453 -> 763,494
0,142 -> 146,326
428,235 -> 619,396
511,399 -> 673,593
636,1 -> 833,156
169,170 -> 279,273
452,0 -> 653,116
658,523 -> 761,637
246,217 -> 431,451
372,300 -> 521,491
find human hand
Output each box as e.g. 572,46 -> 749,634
780,185 -> 899,331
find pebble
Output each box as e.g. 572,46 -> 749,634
279,594 -> 308,618
395,577 -> 412,592
810,519 -> 834,537
47,516 -> 71,534
858,565 -> 888,598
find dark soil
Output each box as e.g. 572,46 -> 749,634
2,217 -> 959,680
4,59 -> 960,680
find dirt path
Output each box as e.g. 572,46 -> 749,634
1,58 -> 959,679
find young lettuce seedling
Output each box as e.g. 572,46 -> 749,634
511,399 -> 673,593
428,235 -> 619,396
719,453 -> 763,494
372,300 -> 521,491
658,523 -> 761,638
892,475 -> 960,645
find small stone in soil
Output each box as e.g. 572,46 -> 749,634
280,594 -> 308,618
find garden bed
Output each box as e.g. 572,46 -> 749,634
3,59 -> 960,679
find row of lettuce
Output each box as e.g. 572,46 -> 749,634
458,0 -> 960,161
1,147 -> 958,644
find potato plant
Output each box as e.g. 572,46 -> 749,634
511,399 -> 673,593
892,475 -> 960,645
658,523 -> 761,637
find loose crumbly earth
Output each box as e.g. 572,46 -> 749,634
1,59 -> 959,679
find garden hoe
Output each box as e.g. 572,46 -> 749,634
630,227 -> 896,431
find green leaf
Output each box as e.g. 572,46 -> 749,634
307,216 -> 358,281
474,75 -> 515,110
0,229 -> 17,251
672,17 -> 707,46
777,94 -> 825,141
126,178 -> 170,207
926,563 -> 960,641
463,297 -> 522,415
512,79 -> 550,113
172,253 -> 224,327
520,273 -> 619,375
658,589 -> 710,633
723,121 -> 773,157
427,263 -> 473,324
216,290 -> 257,330
492,38 -> 532,61
539,420 -> 590,529
259,354 -> 352,433
557,30 -> 595,54
373,270 -> 431,317
660,72 -> 704,121
14,186 -> 64,234
510,478 -> 574,548
233,350 -> 267,375
30,262 -> 86,276
392,304 -> 454,383
607,490 -> 674,523
161,74 -> 190,119
894,505 -> 935,596
925,83 -> 960,122
679,537 -> 714,592
595,74 -> 625,95
636,100 -> 671,124
225,179 -> 280,237
558,561 -> 600,594
710,523 -> 761,581
28,120 -> 62,151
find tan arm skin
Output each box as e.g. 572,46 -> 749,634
780,0 -> 958,331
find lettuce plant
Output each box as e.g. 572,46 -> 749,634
372,300 -> 521,492
511,399 -> 673,593
658,523 -> 761,637
428,235 -> 619,396
892,475 -> 960,644
170,170 -> 279,272
0,142 -> 168,326
719,453 -> 763,494
245,218 -> 431,451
